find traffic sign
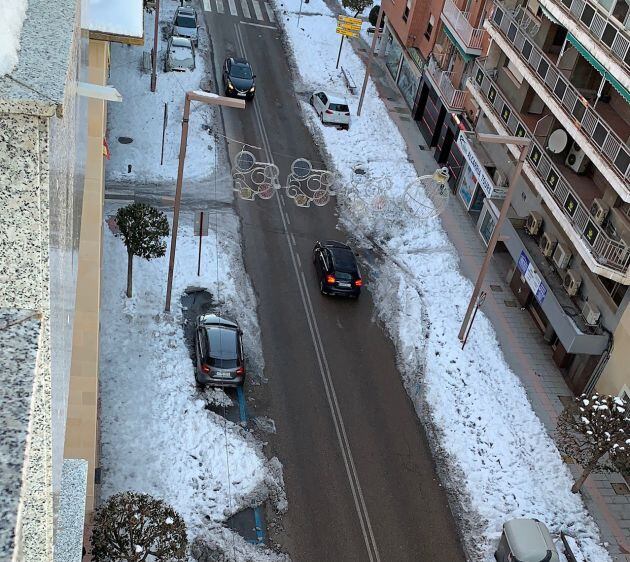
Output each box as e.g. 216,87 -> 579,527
338,14 -> 362,25
337,22 -> 362,31
336,28 -> 359,37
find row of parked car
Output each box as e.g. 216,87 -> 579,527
165,6 -> 199,72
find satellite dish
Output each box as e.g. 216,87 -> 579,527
547,129 -> 568,154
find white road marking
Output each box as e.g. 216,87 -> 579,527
228,0 -> 238,16
264,2 -> 275,22
240,0 -> 251,18
202,0 -> 211,10
239,20 -> 276,29
216,0 -> 224,13
233,23 -> 381,562
252,0 -> 264,20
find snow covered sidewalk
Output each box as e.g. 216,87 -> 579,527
275,0 -> 612,560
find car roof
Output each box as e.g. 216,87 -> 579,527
322,92 -> 348,104
504,519 -> 558,562
171,36 -> 193,47
198,314 -> 238,329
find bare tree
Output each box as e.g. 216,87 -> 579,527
556,393 -> 630,493
91,492 -> 187,561
342,0 -> 373,17
115,203 -> 170,298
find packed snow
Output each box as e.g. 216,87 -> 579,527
86,0 -> 144,39
0,0 -> 28,77
106,1 -> 216,183
276,0 -> 612,560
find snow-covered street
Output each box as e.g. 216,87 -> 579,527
276,0 -> 612,559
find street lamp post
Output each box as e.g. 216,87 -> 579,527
357,4 -> 384,116
164,91 -> 246,312
457,133 -> 532,345
150,0 -> 160,92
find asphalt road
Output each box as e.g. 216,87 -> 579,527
201,4 -> 466,560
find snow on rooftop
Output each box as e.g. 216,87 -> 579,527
86,0 -> 144,39
0,0 -> 29,77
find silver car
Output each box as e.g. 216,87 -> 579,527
165,36 -> 195,72
172,6 -> 199,46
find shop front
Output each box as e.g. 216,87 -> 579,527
381,22 -> 423,109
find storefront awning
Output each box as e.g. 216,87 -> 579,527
443,26 -> 475,63
567,33 -> 630,103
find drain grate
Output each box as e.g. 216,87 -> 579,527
612,482 -> 630,495
490,284 -> 503,292
504,299 -> 518,308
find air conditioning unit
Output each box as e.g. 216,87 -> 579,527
553,242 -> 572,269
581,300 -> 601,326
590,198 -> 609,225
526,211 -> 543,236
565,141 -> 589,174
564,269 -> 582,296
539,231 -> 557,257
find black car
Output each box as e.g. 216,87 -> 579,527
194,314 -> 245,387
223,57 -> 256,99
313,240 -> 362,298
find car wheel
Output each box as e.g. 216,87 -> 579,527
309,94 -> 314,106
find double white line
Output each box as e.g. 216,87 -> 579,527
234,24 -> 381,562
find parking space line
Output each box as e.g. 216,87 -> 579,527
228,0 -> 238,16
216,0 -> 225,13
240,0 -> 251,18
202,0 -> 211,11
264,2 -> 275,22
252,0 -> 264,20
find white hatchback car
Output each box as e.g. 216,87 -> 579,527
310,91 -> 350,129
165,36 -> 196,72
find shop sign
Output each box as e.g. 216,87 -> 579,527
456,132 -> 504,199
517,250 -> 547,304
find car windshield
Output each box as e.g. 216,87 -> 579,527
231,64 -> 252,79
176,15 -> 196,28
329,103 -> 349,112
206,327 -> 238,368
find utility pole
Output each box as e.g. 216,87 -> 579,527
357,4 -> 384,116
151,0 -> 160,92
458,134 -> 531,343
165,92 -> 245,313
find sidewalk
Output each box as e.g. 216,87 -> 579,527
355,37 -> 630,562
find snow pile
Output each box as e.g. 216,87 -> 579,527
99,222 -> 285,558
86,0 -> 144,39
106,1 -> 215,183
276,1 -> 611,560
0,0 -> 28,77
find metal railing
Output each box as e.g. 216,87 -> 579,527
441,0 -> 486,51
426,55 -> 469,110
489,4 -> 630,183
470,60 -> 630,273
539,0 -> 630,73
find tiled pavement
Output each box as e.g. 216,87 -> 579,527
351,38 -> 630,561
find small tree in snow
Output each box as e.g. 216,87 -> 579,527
556,393 -> 630,493
91,492 -> 187,561
342,0 -> 373,17
115,203 -> 170,298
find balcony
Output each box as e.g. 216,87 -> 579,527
537,0 -> 630,83
440,0 -> 486,55
468,60 -> 630,280
425,55 -> 468,110
487,4 -> 630,198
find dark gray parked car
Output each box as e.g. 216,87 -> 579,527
172,6 -> 199,45
194,314 -> 245,387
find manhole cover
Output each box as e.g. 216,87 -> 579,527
612,482 -> 630,495
504,299 -> 518,308
118,136 -> 133,144
490,284 -> 503,292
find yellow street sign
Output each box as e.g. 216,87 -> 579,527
337,21 -> 362,30
337,23 -> 361,32
336,27 -> 359,37
338,15 -> 362,25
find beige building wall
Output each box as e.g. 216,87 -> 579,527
597,304 -> 630,397
64,38 -> 109,516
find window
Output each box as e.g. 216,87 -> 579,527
403,0 -> 412,21
424,15 -> 434,39
599,276 -> 628,307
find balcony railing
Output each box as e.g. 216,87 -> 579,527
469,61 -> 630,274
539,0 -> 630,74
425,56 -> 468,110
441,0 -> 486,53
489,4 -> 630,185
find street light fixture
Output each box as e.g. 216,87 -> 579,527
164,91 -> 246,313
458,132 -> 531,347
